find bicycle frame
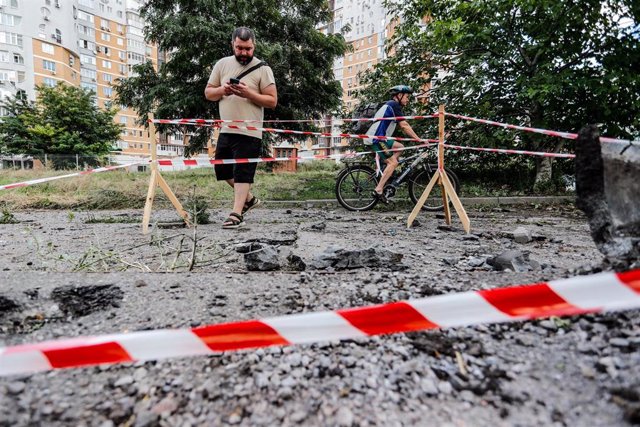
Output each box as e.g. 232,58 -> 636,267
389,151 -> 431,188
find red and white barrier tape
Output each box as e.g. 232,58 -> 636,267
215,124 -> 441,146
1,269 -> 638,376
444,144 -> 575,159
151,114 -> 438,126
445,112 -> 638,146
153,121 -> 586,159
157,144 -> 433,169
0,162 -> 148,192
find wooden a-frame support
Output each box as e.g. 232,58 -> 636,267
142,114 -> 192,234
407,104 -> 471,233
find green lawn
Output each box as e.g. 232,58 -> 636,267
0,163 -> 342,210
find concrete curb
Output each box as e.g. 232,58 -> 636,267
261,196 -> 575,208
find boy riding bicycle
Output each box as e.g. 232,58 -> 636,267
367,85 -> 422,203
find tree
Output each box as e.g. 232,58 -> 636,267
114,0 -> 348,156
0,84 -> 122,168
361,0 -> 640,186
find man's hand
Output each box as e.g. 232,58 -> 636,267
229,81 -> 252,99
222,83 -> 235,96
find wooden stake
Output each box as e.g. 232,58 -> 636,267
407,104 -> 470,233
142,113 -> 192,234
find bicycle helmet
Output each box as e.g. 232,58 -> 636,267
389,85 -> 414,96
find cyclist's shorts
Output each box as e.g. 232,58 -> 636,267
372,140 -> 393,160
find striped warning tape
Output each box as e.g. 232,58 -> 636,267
157,143 -> 433,169
445,112 -> 638,146
1,269 -> 638,376
0,162 -> 149,192
157,123 -> 581,159
444,144 -> 575,159
217,124 -> 440,145
151,114 -> 438,126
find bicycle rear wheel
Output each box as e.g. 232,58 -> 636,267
408,164 -> 460,211
335,165 -> 379,211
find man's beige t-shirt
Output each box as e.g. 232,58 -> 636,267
208,56 -> 276,139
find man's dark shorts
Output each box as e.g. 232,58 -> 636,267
214,133 -> 262,184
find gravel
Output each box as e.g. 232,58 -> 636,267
0,205 -> 638,426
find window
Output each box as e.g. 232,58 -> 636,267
0,0 -> 19,9
0,32 -> 23,47
116,37 -> 123,46
0,51 -> 8,62
103,87 -> 112,97
79,25 -> 95,37
77,11 -> 94,23
81,82 -> 97,92
118,64 -> 126,74
13,53 -> 23,64
42,42 -> 55,54
102,60 -> 111,69
0,12 -> 20,26
0,70 -> 13,81
81,40 -> 95,50
81,68 -> 97,79
118,51 -> 125,60
43,77 -> 57,87
80,54 -> 96,65
41,7 -> 51,19
119,116 -> 127,124
127,39 -> 145,50
128,52 -> 144,62
78,0 -> 94,7
129,27 -> 143,37
103,73 -> 112,82
43,59 -> 56,72
101,32 -> 111,41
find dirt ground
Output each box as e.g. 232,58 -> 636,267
1,204 -> 639,426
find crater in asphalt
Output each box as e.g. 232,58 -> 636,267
50,284 -> 124,318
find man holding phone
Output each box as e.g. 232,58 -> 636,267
204,27 -> 277,229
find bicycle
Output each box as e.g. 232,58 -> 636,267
335,148 -> 460,212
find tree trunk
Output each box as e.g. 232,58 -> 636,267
534,156 -> 553,186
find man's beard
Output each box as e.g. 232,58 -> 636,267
235,54 -> 253,65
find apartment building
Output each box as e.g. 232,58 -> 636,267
312,0 -> 392,154
0,0 -> 175,157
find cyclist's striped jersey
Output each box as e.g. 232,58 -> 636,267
364,100 -> 405,145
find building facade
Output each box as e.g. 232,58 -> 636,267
0,0 -> 177,157
312,0 -> 392,155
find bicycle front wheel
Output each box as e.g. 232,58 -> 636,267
335,165 -> 379,211
408,165 -> 460,211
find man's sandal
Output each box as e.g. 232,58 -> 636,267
222,212 -> 244,229
242,196 -> 262,215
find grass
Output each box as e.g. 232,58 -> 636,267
0,160 -> 573,211
0,163 -> 341,210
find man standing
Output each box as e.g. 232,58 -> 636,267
369,85 -> 420,203
205,27 -> 277,229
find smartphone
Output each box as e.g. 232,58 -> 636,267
229,78 -> 240,85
